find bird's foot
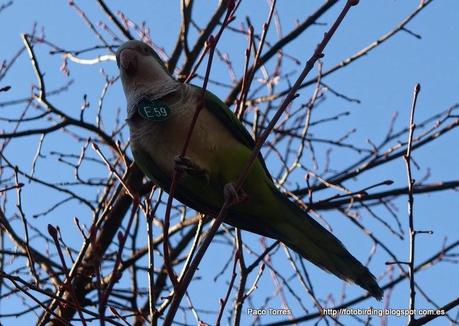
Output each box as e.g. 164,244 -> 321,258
223,182 -> 248,205
174,155 -> 207,177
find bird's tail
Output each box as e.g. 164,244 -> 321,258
271,190 -> 383,300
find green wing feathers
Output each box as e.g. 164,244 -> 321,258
200,87 -> 273,180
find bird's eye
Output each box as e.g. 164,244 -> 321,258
143,46 -> 151,54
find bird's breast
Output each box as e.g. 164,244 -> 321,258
128,100 -> 237,178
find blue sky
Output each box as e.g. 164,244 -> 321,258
1,1 -> 458,325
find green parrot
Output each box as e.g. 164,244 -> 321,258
116,40 -> 383,300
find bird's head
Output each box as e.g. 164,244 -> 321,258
116,40 -> 175,98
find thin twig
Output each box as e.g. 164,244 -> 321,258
404,83 -> 421,324
14,167 -> 39,285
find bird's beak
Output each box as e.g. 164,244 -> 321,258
117,48 -> 138,76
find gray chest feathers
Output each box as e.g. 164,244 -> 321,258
128,102 -> 238,175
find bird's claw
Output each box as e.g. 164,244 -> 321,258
223,182 -> 248,205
